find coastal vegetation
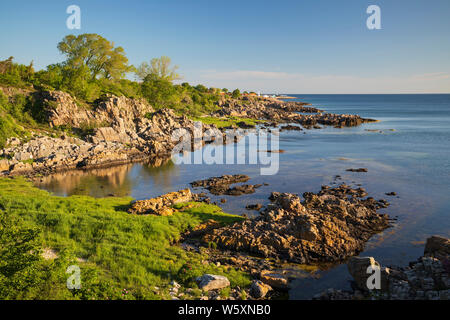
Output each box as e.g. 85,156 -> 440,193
0,33 -> 247,149
191,116 -> 263,128
0,91 -> 37,148
0,33 -> 260,151
0,177 -> 249,299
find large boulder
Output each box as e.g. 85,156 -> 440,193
250,280 -> 272,299
0,159 -> 10,172
128,189 -> 192,215
190,174 -> 251,195
425,236 -> 450,259
196,274 -> 230,291
259,271 -> 288,291
347,257 -> 390,291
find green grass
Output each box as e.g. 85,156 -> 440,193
0,177 -> 249,299
193,116 -> 263,128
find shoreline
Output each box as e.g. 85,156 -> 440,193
0,88 -> 377,178
2,85 -> 420,301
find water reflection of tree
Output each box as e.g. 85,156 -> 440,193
34,164 -> 135,197
139,159 -> 179,191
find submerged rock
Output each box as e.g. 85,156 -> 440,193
246,203 -> 263,211
279,124 -> 303,131
190,174 -> 250,195
346,168 -> 368,173
225,184 -> 261,196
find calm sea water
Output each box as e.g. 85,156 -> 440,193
35,94 -> 450,299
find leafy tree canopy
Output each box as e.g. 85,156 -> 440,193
136,56 -> 181,82
57,34 -> 132,81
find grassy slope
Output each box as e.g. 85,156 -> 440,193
192,116 -> 263,128
0,177 -> 249,299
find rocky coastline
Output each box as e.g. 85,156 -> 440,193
3,87 -> 434,301
314,236 -> 450,300
124,172 -> 401,299
0,88 -> 376,178
201,184 -> 392,264
119,176 -> 449,300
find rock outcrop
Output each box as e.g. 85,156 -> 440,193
347,256 -> 390,291
259,270 -> 289,291
0,89 -> 379,177
0,91 -> 223,176
202,184 -> 391,264
214,96 -> 377,128
40,91 -> 153,131
190,174 -> 262,196
250,280 -> 272,299
190,174 -> 250,194
128,189 -> 192,216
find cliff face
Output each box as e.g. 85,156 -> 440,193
0,90 -> 221,176
41,91 -> 153,129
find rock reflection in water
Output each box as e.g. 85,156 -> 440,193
33,158 -> 176,198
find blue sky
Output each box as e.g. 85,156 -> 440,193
1,0 -> 449,93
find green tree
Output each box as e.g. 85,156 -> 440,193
195,84 -> 207,93
232,89 -> 241,98
0,57 -> 14,74
0,57 -> 35,87
34,63 -> 64,90
141,77 -> 177,109
57,34 -> 132,81
136,56 -> 181,82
